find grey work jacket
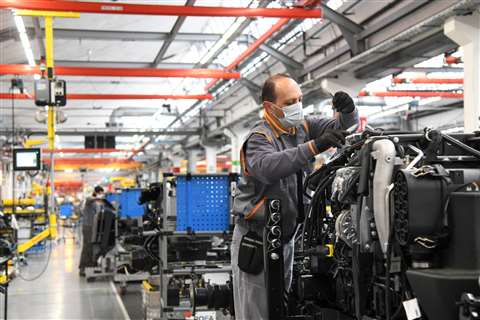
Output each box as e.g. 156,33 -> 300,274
232,111 -> 359,241
82,197 -> 103,227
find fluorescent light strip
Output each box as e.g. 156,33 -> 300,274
199,17 -> 247,65
13,12 -> 36,67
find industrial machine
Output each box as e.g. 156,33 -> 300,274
152,173 -> 236,320
275,128 -> 480,320
86,190 -> 155,285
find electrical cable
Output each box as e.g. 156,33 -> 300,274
10,85 -> 16,221
16,169 -> 54,282
16,238 -> 53,282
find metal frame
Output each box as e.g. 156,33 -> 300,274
151,0 -> 196,68
178,0 -> 479,153
113,216 -> 150,289
49,29 -> 252,43
157,173 -> 234,320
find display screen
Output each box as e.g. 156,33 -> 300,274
13,148 -> 41,171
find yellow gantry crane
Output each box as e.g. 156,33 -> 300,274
15,10 -> 80,254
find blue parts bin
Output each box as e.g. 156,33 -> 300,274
59,203 -> 74,218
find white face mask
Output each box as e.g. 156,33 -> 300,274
276,101 -> 304,128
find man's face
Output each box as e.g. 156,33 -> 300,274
264,77 -> 303,118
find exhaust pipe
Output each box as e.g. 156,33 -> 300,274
371,139 -> 396,254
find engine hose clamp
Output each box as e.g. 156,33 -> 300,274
270,212 -> 281,224
425,128 -> 433,142
326,244 -> 334,257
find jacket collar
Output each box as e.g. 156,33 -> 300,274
264,110 -> 296,138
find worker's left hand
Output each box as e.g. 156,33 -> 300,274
332,91 -> 355,114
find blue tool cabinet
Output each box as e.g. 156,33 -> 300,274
106,192 -> 121,207
118,188 -> 144,217
176,174 -> 231,232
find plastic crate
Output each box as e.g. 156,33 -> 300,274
59,203 -> 74,218
176,175 -> 230,232
27,242 -> 46,254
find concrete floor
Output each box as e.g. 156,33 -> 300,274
7,231 -> 128,320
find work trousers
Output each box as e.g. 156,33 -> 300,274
79,226 -> 95,271
231,223 -> 295,320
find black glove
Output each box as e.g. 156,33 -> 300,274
332,91 -> 355,114
314,129 -> 348,152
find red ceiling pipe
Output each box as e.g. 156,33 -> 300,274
0,0 -> 322,18
358,90 -> 463,99
0,64 -> 240,79
43,148 -> 132,154
444,56 -> 462,65
54,181 -> 83,187
392,77 -> 463,84
0,93 -> 213,100
127,144 -> 148,161
43,158 -> 138,165
69,94 -> 213,100
205,18 -> 291,91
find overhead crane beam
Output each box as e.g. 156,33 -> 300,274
0,0 -> 322,18
0,93 -> 213,100
0,64 -> 240,79
1,129 -> 200,137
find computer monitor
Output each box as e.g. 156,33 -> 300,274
13,148 -> 41,171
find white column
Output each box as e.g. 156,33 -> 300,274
224,127 -> 249,173
2,167 -> 13,200
223,129 -> 240,173
187,149 -> 202,173
171,156 -> 182,169
204,146 -> 217,174
444,11 -> 480,133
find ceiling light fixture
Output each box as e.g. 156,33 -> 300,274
13,12 -> 36,67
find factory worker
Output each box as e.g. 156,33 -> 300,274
231,73 -> 358,319
79,185 -> 104,277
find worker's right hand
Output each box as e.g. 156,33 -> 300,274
314,129 -> 348,151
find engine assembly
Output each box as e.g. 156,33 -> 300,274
283,128 -> 480,320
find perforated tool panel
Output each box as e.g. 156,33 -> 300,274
176,175 -> 230,231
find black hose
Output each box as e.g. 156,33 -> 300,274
441,132 -> 480,160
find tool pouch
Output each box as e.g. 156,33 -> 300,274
237,231 -> 264,275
